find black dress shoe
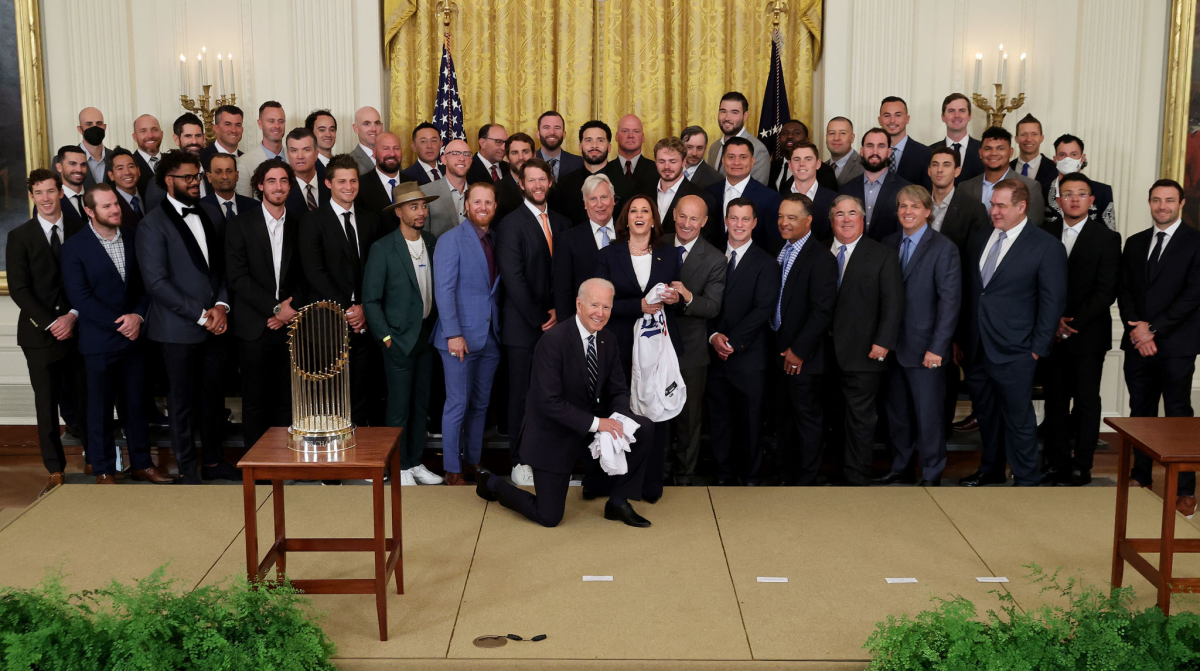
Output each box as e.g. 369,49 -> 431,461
604,501 -> 651,527
918,479 -> 941,487
1068,470 -> 1092,487
952,415 -> 979,432
1040,468 -> 1067,485
714,475 -> 737,486
475,468 -> 498,502
643,494 -> 661,504
581,488 -> 601,501
958,471 -> 1006,487
201,462 -> 243,482
872,471 -> 916,485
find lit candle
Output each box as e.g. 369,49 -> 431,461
228,53 -> 235,97
1000,52 -> 1008,94
180,54 -> 187,96
1020,53 -> 1027,93
197,53 -> 203,92
201,46 -> 208,86
217,53 -> 225,96
974,53 -> 983,94
996,44 -> 1003,83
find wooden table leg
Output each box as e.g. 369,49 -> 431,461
392,446 -> 404,595
273,479 -> 287,579
1160,463 -> 1179,615
243,470 -> 259,581
1112,434 -> 1131,590
373,470 -> 388,641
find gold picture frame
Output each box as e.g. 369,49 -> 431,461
1,0 -> 51,295
1162,0 -> 1196,184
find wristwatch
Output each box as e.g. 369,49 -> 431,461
273,303 -> 282,316
1148,323 -> 1157,334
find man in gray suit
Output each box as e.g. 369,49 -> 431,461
825,117 -> 864,187
424,138 -> 472,237
706,92 -> 771,185
682,126 -> 722,189
350,106 -> 383,174
136,149 -> 236,485
957,126 -> 1044,226
78,107 -> 113,188
665,194 -> 725,485
536,111 -> 583,180
235,101 -> 288,197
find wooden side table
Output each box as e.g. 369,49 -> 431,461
1105,417 -> 1200,614
237,427 -> 404,641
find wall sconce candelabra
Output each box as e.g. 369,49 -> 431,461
971,44 -> 1027,127
179,47 -> 238,144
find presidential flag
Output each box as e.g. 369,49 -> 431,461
433,40 -> 465,143
757,29 -> 790,157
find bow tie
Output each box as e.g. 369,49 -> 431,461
180,207 -> 201,217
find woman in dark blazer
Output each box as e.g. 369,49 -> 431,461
595,196 -> 682,503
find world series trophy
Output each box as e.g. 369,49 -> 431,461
287,302 -> 357,453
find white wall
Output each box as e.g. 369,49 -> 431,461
0,0 -> 1177,422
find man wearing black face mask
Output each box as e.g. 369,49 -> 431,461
78,107 -> 112,188
838,127 -> 911,241
1042,134 -> 1116,231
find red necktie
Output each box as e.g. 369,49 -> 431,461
490,165 -> 501,182
625,160 -> 634,179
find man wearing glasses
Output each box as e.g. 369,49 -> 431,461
467,124 -> 509,185
425,139 -> 474,238
136,149 -> 237,485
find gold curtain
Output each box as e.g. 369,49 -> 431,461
384,0 -> 821,163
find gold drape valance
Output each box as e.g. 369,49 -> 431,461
384,0 -> 821,162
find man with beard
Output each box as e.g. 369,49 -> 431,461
432,182 -> 502,486
363,181 -> 441,486
136,149 -> 236,484
681,126 -> 723,189
56,146 -> 89,222
305,109 -> 338,167
350,106 -> 384,174
146,114 -> 208,209
770,120 -> 837,193
879,96 -> 931,188
64,185 -> 171,485
131,114 -> 164,197
537,110 -> 582,179
958,126 -> 1044,227
284,127 -> 330,216
552,120 -> 635,225
706,92 -> 771,185
201,153 -> 257,222
497,157 -> 570,486
77,107 -> 112,188
356,132 -> 413,221
200,105 -> 244,165
494,133 -> 538,222
552,174 -> 618,319
105,149 -> 146,231
425,138 -> 472,237
236,101 -> 287,197
838,127 -> 911,241
654,136 -> 714,230
226,159 -> 307,450
614,114 -> 658,196
467,123 -> 510,185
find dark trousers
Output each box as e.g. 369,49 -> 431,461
707,367 -> 765,483
383,320 -> 435,469
349,330 -> 386,428
160,337 -> 226,481
943,360 -> 963,435
886,364 -> 947,481
835,369 -> 884,486
1127,353 -> 1196,495
666,365 -> 707,483
238,328 -> 292,450
777,369 -> 824,485
1042,347 -> 1106,475
23,345 -> 86,474
505,344 -> 534,466
964,350 -> 1039,486
85,347 -> 152,476
495,416 -> 651,527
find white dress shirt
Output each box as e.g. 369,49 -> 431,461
296,172 -> 320,207
722,177 -> 750,216
657,178 -> 683,220
683,163 -> 700,180
1148,219 -> 1183,258
725,239 -> 751,270
215,193 -> 239,217
215,142 -> 238,154
62,185 -> 84,217
831,235 -> 862,283
590,219 -> 616,249
377,169 -> 401,202
358,143 -> 375,163
406,236 -> 433,318
675,235 -> 698,264
317,154 -> 330,167
979,218 -> 1029,272
943,136 -> 969,166
166,195 -> 229,323
1061,217 -> 1087,257
37,214 -> 78,325
618,155 -> 643,176
330,200 -> 361,300
575,315 -> 604,433
418,159 -> 441,181
791,179 -> 819,199
263,205 -> 286,299
479,155 -> 501,175
137,149 -> 161,172
1015,154 -> 1043,178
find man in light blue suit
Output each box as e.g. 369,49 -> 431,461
433,182 -> 503,485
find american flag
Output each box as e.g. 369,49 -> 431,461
433,40 -> 465,143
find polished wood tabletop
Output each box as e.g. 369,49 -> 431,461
1104,417 -> 1200,462
237,427 -> 401,469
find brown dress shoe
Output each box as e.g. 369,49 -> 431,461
84,463 -> 93,475
1177,496 -> 1197,518
952,416 -> 979,432
445,472 -> 469,486
95,474 -> 116,484
131,466 -> 177,484
39,472 -> 65,498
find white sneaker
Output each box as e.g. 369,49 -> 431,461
410,464 -> 444,485
511,463 -> 535,486
398,469 -> 417,486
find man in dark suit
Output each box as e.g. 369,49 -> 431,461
199,104 -> 244,164
136,149 -> 237,484
131,114 -> 164,197
958,126 -> 1045,227
1011,114 -> 1057,198
825,117 -> 865,187
536,110 -> 583,180
56,145 -> 89,222
552,174 -> 618,319
875,186 -> 961,486
653,137 -> 715,232
929,93 -> 983,184
355,132 -> 413,223
1039,173 -> 1120,487
707,198 -> 781,485
957,179 -> 1067,487
476,279 -> 654,528
827,194 -> 904,486
838,128 -> 911,242
1043,134 -> 1118,232
146,114 -> 210,210
780,141 -> 838,242
1119,179 -> 1200,516
299,154 -> 386,428
401,122 -> 444,185
493,133 -> 538,223
879,96 -> 932,188
614,114 -> 659,197
201,153 -> 257,222
106,149 -> 146,232
496,157 -> 571,482
770,194 -> 837,486
768,120 -> 838,193
64,185 -> 172,484
665,195 -> 725,486
704,136 -> 781,248
8,170 -> 87,495
226,159 -> 306,450
466,123 -> 510,185
283,127 -> 330,217
553,120 -> 636,225
681,126 -> 723,190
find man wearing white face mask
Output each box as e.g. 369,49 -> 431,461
1043,134 -> 1116,231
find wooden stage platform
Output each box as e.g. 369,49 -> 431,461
2,484 -> 1198,669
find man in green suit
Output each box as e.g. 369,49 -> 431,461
363,181 -> 442,486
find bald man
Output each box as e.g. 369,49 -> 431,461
78,107 -> 111,187
614,114 -> 657,197
425,139 -> 473,237
351,106 -> 384,174
356,132 -> 414,221
131,114 -> 164,197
